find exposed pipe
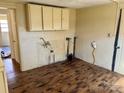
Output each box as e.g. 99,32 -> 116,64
92,48 -> 95,65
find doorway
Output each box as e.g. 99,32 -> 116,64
0,14 -> 11,59
0,8 -> 21,76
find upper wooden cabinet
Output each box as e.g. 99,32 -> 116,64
27,4 -> 43,31
53,8 -> 62,30
26,4 -> 69,31
62,9 -> 69,30
43,6 -> 53,30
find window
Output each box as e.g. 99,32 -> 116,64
0,20 -> 9,32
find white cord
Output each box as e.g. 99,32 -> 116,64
92,48 -> 96,65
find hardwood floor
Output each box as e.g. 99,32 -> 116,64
3,59 -> 21,75
6,59 -> 124,93
3,58 -> 21,84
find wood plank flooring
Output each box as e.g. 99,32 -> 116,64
7,59 -> 124,93
4,59 -> 21,75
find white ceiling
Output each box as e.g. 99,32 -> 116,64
0,0 -> 122,8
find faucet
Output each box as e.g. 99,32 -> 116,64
40,37 -> 51,48
40,37 -> 55,63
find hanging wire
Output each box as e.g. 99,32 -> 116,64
92,48 -> 96,65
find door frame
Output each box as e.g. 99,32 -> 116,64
112,9 -> 122,72
7,8 -> 21,64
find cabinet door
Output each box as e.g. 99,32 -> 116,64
53,8 -> 62,30
43,6 -> 53,30
62,9 -> 69,30
0,72 -> 6,93
27,4 -> 42,31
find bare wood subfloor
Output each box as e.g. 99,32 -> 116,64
7,59 -> 124,93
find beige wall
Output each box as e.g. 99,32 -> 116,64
76,3 -> 117,70
16,4 -> 76,71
